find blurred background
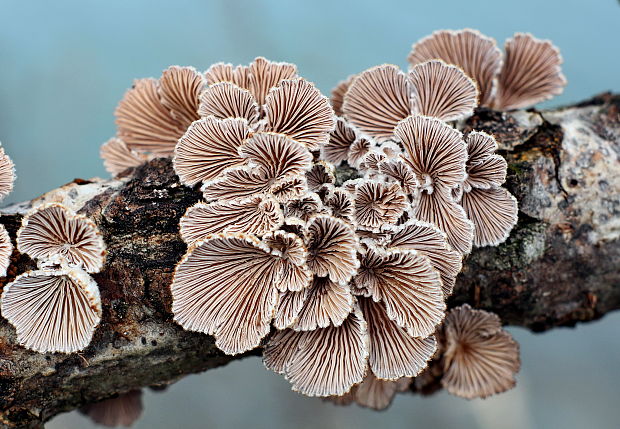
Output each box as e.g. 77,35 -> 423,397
0,0 -> 618,428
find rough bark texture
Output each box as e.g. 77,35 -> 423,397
0,93 -> 618,428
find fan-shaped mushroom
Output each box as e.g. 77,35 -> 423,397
0,144 -> 16,201
1,268 -> 102,353
115,66 -> 204,156
408,30 -> 566,110
438,304 -> 520,399
263,306 -> 369,397
179,195 -> 283,244
304,215 -> 359,284
458,131 -> 518,247
17,203 -> 106,273
394,115 -> 473,254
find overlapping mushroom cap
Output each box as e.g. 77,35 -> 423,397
456,131 -> 518,247
17,203 -> 106,273
437,304 -> 520,399
2,203 -> 107,353
1,268 -> 102,353
342,61 -> 478,141
408,29 -> 566,110
100,66 -> 205,175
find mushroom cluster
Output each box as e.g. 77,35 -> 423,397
408,30 -> 566,110
159,46 -> 534,408
1,203 -> 106,353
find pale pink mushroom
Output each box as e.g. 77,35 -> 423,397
408,29 -> 502,106
179,195 -> 283,244
342,63 -> 478,141
263,306 -> 369,397
322,117 -> 358,165
0,224 -> 13,277
17,203 -> 106,273
354,247 -> 445,338
387,220 -> 463,296
171,233 -> 311,354
352,180 -> 409,230
408,30 -> 566,110
304,215 -> 359,284
459,131 -> 518,247
438,304 -> 520,399
173,116 -> 250,187
115,66 -> 204,156
394,115 -> 474,254
100,137 -> 150,176
1,268 -> 102,353
0,145 -> 16,201
81,390 -> 143,428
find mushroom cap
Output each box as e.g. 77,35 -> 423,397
330,75 -> 356,117
304,215 -> 360,284
262,230 -> 312,292
17,203 -> 106,273
1,268 -> 102,353
81,390 -> 143,428
460,186 -> 518,247
388,220 -> 463,297
354,247 -> 445,338
408,29 -> 502,106
306,161 -> 336,192
439,304 -> 520,399
347,136 -> 373,169
359,296 -> 437,380
291,275 -> 354,331
204,61 -> 251,90
377,159 -> 419,195
464,131 -> 507,191
494,33 -> 566,110
198,82 -> 260,126
0,223 -> 14,277
322,117 -> 359,165
0,145 -> 16,201
408,60 -> 479,121
340,372 -> 413,411
115,67 -> 204,155
100,137 -> 150,176
273,287 -> 309,330
171,233 -> 282,354
394,115 -> 467,190
342,65 -> 413,142
412,186 -> 474,255
263,78 -> 336,150
353,180 -> 409,231
263,306 -> 369,397
172,232 -> 312,354
247,57 -> 298,106
323,187 -> 355,224
201,132 -> 313,201
173,116 -> 250,187
284,192 -> 329,222
159,66 -> 206,125
270,174 -> 308,203
179,195 -> 283,245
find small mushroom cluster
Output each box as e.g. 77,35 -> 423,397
1,203 -> 106,353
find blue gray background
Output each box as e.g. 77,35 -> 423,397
0,1 -> 618,428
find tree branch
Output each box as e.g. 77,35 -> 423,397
0,93 -> 618,428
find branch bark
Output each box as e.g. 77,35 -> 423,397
0,93 -> 618,428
